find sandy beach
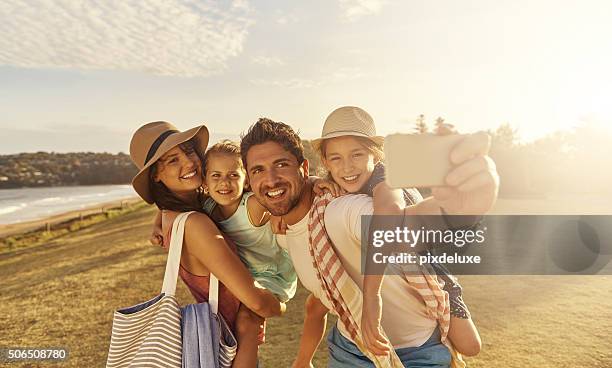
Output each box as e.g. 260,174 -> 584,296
0,197 -> 141,238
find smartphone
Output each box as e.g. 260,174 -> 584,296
384,133 -> 466,188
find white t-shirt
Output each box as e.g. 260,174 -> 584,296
276,194 -> 437,349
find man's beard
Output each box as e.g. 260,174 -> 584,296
265,193 -> 301,216
256,179 -> 304,216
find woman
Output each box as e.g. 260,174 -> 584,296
129,121 -> 285,367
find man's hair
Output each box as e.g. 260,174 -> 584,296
203,139 -> 242,174
240,118 -> 305,169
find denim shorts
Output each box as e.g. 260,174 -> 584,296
327,324 -> 451,368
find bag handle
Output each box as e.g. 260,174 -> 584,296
161,211 -> 194,296
209,273 -> 220,314
160,211 -> 222,314
162,211 -> 219,314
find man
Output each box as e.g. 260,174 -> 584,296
240,118 -> 499,367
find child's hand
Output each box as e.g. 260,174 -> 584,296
149,226 -> 164,248
361,294 -> 391,356
312,177 -> 344,197
270,215 -> 288,235
157,210 -> 180,251
149,210 -> 165,249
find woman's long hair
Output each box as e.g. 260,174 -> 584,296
148,138 -> 206,212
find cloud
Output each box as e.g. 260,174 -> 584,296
249,67 -> 366,89
250,78 -> 319,89
0,123 -> 241,154
338,0 -> 385,22
0,124 -> 132,154
231,0 -> 250,11
0,0 -> 254,77
252,56 -> 285,67
275,11 -> 299,25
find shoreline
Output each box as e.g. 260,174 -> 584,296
0,196 -> 142,238
3,194 -> 610,238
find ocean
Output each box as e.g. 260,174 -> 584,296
0,185 -> 138,225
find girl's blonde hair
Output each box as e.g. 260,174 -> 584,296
318,136 -> 384,163
202,139 -> 243,173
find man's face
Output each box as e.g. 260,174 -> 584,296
245,141 -> 308,216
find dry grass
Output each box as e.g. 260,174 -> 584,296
1,200 -> 612,367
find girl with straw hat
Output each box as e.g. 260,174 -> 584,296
294,106 -> 480,367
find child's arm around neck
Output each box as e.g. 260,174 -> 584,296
245,193 -> 271,227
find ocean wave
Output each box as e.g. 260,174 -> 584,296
0,203 -> 27,216
0,194 -> 26,201
33,197 -> 63,206
0,185 -> 137,224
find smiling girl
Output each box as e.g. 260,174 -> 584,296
291,107 -> 481,368
200,140 -> 298,304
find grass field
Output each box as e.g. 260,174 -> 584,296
1,200 -> 612,367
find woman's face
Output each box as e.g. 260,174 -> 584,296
153,144 -> 203,197
204,153 -> 246,207
322,136 -> 376,193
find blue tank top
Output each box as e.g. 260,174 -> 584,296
202,192 -> 297,302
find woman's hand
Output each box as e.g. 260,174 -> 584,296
183,213 -> 285,318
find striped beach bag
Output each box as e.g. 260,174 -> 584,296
106,211 -> 237,367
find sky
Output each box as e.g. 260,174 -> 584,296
1,0 -> 611,154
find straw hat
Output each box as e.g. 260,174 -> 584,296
311,106 -> 384,153
129,121 -> 209,204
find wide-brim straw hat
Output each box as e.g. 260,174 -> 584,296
311,106 -> 384,154
129,121 -> 209,204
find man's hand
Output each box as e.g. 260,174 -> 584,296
361,293 -> 391,356
433,131 -> 499,215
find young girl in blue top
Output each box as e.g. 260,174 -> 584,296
200,140 -> 297,303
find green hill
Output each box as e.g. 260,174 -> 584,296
0,152 -> 137,188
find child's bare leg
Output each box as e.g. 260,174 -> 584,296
448,316 -> 481,357
233,304 -> 264,368
436,267 -> 481,357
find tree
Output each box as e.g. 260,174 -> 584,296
433,116 -> 456,134
414,114 -> 428,134
493,122 -> 519,148
435,117 -> 444,131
